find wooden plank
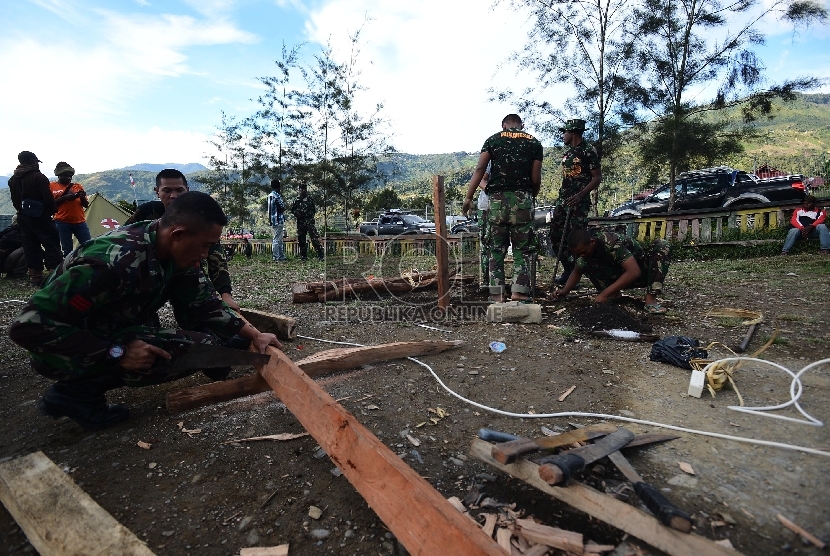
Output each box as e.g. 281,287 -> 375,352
0,451 -> 155,556
433,175 -> 450,309
239,308 -> 297,340
665,220 -> 674,241
256,349 -> 504,556
715,217 -> 722,240
700,218 -> 711,242
240,546 -> 289,556
677,220 -> 688,241
167,340 -> 464,413
515,518 -> 583,553
691,219 -> 700,240
469,439 -> 741,556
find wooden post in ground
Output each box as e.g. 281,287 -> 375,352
433,175 -> 450,309
255,348 -> 503,556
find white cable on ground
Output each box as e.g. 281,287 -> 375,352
0,300 -> 28,304
297,334 -> 830,458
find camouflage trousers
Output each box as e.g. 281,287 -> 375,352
549,198 -> 590,263
30,328 -> 238,387
487,190 -> 533,295
584,239 -> 671,295
297,219 -> 323,260
479,211 -> 490,284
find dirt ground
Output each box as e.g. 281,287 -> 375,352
1,251 -> 828,556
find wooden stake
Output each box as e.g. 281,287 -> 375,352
558,385 -> 576,402
777,513 -> 826,549
255,348 -> 503,555
0,452 -> 155,556
469,439 -> 740,556
166,340 -> 463,413
433,175 -> 450,309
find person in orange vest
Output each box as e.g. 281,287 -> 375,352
49,161 -> 91,256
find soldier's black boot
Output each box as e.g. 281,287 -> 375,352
202,335 -> 252,381
37,374 -> 129,430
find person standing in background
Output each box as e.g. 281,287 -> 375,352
49,161 -> 91,256
267,179 -> 287,262
290,184 -> 324,261
8,151 -> 62,286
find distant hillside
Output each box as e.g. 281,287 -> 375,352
0,176 -> 8,188
120,163 -> 208,174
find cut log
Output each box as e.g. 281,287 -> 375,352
290,281 -> 319,303
0,451 -> 155,556
166,340 -> 463,413
514,519 -> 583,554
469,439 -> 742,556
292,271 -> 474,303
240,308 -> 297,340
254,347 -> 503,555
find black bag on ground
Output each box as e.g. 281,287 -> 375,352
649,336 -> 708,370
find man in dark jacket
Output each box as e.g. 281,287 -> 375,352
8,151 -> 62,285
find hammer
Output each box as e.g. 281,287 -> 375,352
733,323 -> 758,354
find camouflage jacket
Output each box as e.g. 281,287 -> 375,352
482,128 -> 544,194
560,140 -> 600,200
125,200 -> 232,294
8,221 -> 244,374
291,196 -> 316,221
575,231 -> 647,286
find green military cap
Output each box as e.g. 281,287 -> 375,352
559,119 -> 587,132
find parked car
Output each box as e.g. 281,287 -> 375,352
449,216 -> 479,234
359,210 -> 436,236
607,167 -> 806,218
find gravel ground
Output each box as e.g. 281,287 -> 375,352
0,251 -> 828,556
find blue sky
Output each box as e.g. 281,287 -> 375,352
1,0 -> 828,175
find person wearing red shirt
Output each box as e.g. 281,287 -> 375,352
49,161 -> 91,256
781,195 -> 829,255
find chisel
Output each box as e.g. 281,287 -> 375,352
607,450 -> 692,533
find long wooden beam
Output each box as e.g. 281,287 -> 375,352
255,347 -> 503,556
469,439 -> 740,556
166,340 -> 463,413
0,451 -> 155,556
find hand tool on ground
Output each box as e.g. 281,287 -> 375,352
538,428 -> 635,485
606,449 -> 692,533
165,343 -> 271,373
490,423 -> 617,464
733,323 -> 758,353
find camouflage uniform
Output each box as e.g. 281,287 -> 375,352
125,200 -> 232,297
8,221 -> 245,387
290,194 -> 324,261
479,210 -> 490,284
549,140 -> 601,264
482,128 -> 544,296
575,231 -> 670,295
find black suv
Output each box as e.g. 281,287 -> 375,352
607,167 -> 805,217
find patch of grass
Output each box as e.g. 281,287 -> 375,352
555,326 -> 577,338
715,317 -> 745,328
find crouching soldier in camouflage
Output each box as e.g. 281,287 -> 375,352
463,114 -> 543,302
9,192 -> 282,431
553,229 -> 670,314
290,184 -> 324,261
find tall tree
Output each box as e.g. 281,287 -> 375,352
493,0 -> 642,212
202,113 -> 269,231
632,0 -> 827,208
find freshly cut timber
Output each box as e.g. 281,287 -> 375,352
291,271 -> 474,303
166,340 -> 464,413
239,308 -> 297,340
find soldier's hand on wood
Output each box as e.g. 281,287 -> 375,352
253,332 -> 282,353
120,340 -> 171,371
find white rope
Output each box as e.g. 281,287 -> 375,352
297,334 -> 830,457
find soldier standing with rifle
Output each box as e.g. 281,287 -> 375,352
290,183 -> 324,261
549,119 -> 601,287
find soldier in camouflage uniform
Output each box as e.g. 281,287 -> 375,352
8,192 -> 282,430
463,114 -> 543,302
549,119 -> 602,286
554,228 -> 670,313
290,184 -> 324,261
477,173 -> 491,286
125,168 -> 240,311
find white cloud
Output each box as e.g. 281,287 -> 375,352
303,1 -> 559,153
0,125 -> 214,175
